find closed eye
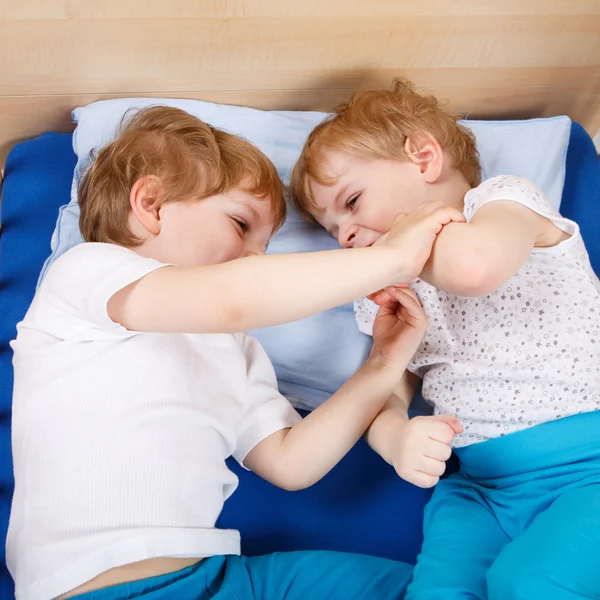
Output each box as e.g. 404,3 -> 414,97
346,193 -> 360,211
231,217 -> 250,233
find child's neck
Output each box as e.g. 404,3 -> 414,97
433,167 -> 472,213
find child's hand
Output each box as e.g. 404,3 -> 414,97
380,201 -> 466,282
370,286 -> 427,368
389,414 -> 463,488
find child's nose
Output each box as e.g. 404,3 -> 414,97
339,224 -> 357,248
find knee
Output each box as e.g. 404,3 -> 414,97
487,552 -> 517,600
486,550 -> 543,600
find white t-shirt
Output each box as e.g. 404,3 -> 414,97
7,243 -> 301,600
356,176 -> 600,447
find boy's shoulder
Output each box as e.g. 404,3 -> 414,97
19,242 -> 173,347
470,175 -> 539,197
48,242 -> 134,271
43,242 -> 159,290
464,175 -> 553,220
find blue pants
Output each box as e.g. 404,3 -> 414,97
407,410 -> 600,600
73,551 -> 413,600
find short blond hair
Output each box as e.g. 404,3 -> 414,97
290,78 -> 481,221
79,106 -> 286,246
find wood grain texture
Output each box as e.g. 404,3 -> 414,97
3,0 -> 600,19
1,0 -> 599,164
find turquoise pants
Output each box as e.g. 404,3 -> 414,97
73,550 -> 413,600
407,410 -> 600,599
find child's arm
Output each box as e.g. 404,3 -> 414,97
108,203 -> 464,334
364,285 -> 462,488
418,200 -> 549,296
364,371 -> 418,462
244,287 -> 427,491
365,371 -> 461,488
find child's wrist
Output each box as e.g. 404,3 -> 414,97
375,245 -> 413,285
363,351 -> 406,387
364,350 -> 397,372
371,408 -> 409,464
368,346 -> 414,374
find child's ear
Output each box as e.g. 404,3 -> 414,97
130,176 -> 164,236
403,132 -> 444,183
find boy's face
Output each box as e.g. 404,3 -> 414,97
310,150 -> 431,248
152,188 -> 275,267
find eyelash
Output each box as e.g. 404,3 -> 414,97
232,218 -> 250,233
346,193 -> 360,210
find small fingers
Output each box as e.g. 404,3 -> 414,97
410,471 -> 440,489
385,286 -> 422,310
426,421 -> 457,445
424,207 -> 466,233
413,202 -> 466,230
432,414 -> 464,435
423,438 -> 453,462
368,284 -> 409,303
389,288 -> 427,326
416,455 -> 447,477
411,416 -> 457,446
367,289 -> 390,305
385,285 -> 418,302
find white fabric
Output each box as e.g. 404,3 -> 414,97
38,96 -> 572,411
8,243 -> 300,600
356,176 -> 600,447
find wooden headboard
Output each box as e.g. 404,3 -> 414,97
1,0 -> 599,165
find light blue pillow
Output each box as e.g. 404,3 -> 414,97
41,97 -> 571,409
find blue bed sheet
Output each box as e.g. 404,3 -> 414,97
0,123 -> 598,599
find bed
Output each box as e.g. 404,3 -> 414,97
1,2 -> 599,598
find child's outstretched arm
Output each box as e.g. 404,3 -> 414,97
244,287 -> 427,491
109,202 -> 464,334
